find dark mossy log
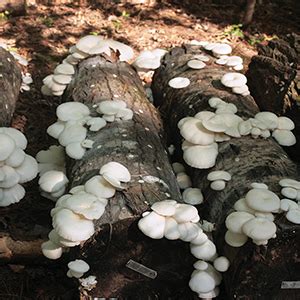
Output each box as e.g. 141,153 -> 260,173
0,0 -> 26,15
246,34 -> 300,161
63,55 -> 195,299
0,47 -> 22,126
152,45 -> 300,299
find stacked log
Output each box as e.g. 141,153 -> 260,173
152,44 -> 300,299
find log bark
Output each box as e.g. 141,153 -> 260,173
246,34 -> 300,161
63,55 -> 195,299
0,48 -> 22,126
0,0 -> 26,15
152,45 -> 300,299
242,0 -> 256,26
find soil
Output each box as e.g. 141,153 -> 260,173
0,0 -> 299,299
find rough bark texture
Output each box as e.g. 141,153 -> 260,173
0,0 -> 26,15
246,34 -> 300,161
152,45 -> 300,299
0,47 -> 22,126
63,55 -> 195,299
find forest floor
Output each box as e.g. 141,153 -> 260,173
0,0 -> 299,299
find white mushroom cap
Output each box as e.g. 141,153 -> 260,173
193,260 -> 209,270
225,211 -> 255,234
255,112 -> 278,130
254,212 -> 274,222
189,270 -> 217,294
151,200 -> 177,216
59,192 -> 105,220
198,287 -> 220,299
52,208 -> 95,241
214,132 -> 231,142
172,162 -> 185,174
39,170 -> 69,193
100,162 -> 131,183
211,43 -> 232,57
215,103 -> 238,114
176,172 -> 192,189
0,166 -> 20,188
272,129 -> 296,146
164,217 -> 180,240
232,85 -> 249,95
59,124 -> 87,146
0,128 -> 27,150
190,229 -> 208,245
173,203 -> 199,223
0,133 -> 15,161
286,209 -> 300,224
183,143 -> 218,169
210,180 -> 226,191
0,184 -> 25,207
138,211 -> 166,239
48,229 -> 80,247
133,50 -> 161,70
242,217 -> 276,242
41,240 -> 63,260
215,56 -> 228,65
221,72 -> 247,88
279,178 -> 300,190
54,63 -> 75,75
66,142 -> 86,160
116,108 -> 134,120
281,187 -> 297,199
226,56 -> 243,67
180,118 -> 215,145
194,111 -> 216,122
225,230 -> 248,247
207,170 -> 231,181
168,77 -> 190,89
178,222 -> 201,242
192,54 -> 210,62
250,182 -> 268,189
190,239 -> 217,260
208,97 -> 225,108
245,188 -> 280,212
177,117 -> 194,129
15,154 -> 38,183
277,117 -> 295,130
56,102 -> 90,122
84,175 -> 116,199
182,188 -> 203,205
53,74 -> 72,85
102,39 -> 134,62
280,199 -> 298,211
233,64 -> 244,71
238,120 -> 252,136
97,100 -> 127,115
68,259 -> 90,278
187,60 -> 206,69
5,148 -> 26,168
47,121 -> 65,139
76,35 -> 103,54
86,117 -> 107,132
213,256 -> 230,272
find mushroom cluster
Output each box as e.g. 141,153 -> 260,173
79,275 -> 98,291
138,199 -> 230,298
225,186 -> 279,247
41,35 -> 134,96
20,72 -> 33,92
215,55 -> 243,71
207,170 -> 231,191
178,97 -> 296,170
203,43 -> 232,57
172,162 -> 203,205
47,100 -> 134,160
221,72 -> 250,96
132,48 -> 167,71
279,178 -> 300,224
0,127 -> 38,206
41,161 -> 131,259
36,145 -> 68,201
67,259 -> 90,278
96,100 -> 133,123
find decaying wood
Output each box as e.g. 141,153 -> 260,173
152,45 -> 300,299
246,34 -> 300,161
0,0 -> 26,15
242,0 -> 256,26
0,48 -> 22,126
63,55 -> 195,299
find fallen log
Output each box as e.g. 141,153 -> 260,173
246,34 -> 300,161
152,45 -> 300,299
0,47 -> 22,126
61,54 -> 195,298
